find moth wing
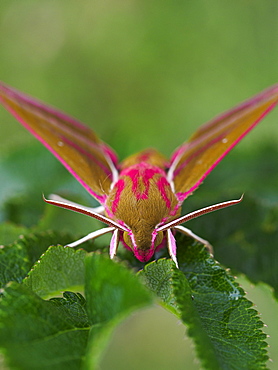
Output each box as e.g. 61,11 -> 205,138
169,84 -> 278,201
0,82 -> 118,204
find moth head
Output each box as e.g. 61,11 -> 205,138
122,229 -> 165,262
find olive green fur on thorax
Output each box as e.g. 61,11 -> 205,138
105,149 -> 181,251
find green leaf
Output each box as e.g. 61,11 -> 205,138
175,235 -> 268,370
0,283 -> 89,370
186,194 -> 278,298
0,222 -> 28,245
24,246 -> 86,299
0,236 -> 31,288
141,237 -> 269,370
139,259 -> 179,315
0,231 -> 74,288
49,291 -> 89,328
83,253 -> 153,368
0,253 -> 152,370
85,253 -> 152,324
180,145 -> 278,299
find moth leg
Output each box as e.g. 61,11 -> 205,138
166,229 -> 179,268
109,228 -> 120,259
49,194 -> 105,214
66,227 -> 115,248
174,225 -> 213,255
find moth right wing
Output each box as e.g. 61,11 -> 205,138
168,84 -> 278,202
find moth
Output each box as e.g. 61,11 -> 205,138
0,82 -> 277,267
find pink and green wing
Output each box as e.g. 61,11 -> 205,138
169,84 -> 278,201
0,82 -> 118,204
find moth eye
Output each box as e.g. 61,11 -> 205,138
123,232 -> 133,249
154,231 -> 164,247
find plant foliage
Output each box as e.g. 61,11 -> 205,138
0,143 -> 277,370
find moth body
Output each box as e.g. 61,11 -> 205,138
105,150 -> 181,261
1,81 -> 278,266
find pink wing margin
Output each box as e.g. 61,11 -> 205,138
168,84 -> 278,201
0,81 -> 118,204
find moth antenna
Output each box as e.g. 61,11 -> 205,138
66,227 -> 115,248
43,194 -> 128,231
49,193 -> 105,214
157,194 -> 244,231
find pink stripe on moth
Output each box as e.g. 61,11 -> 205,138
0,83 -> 89,131
111,179 -> 125,213
129,231 -> 137,248
156,177 -> 172,209
121,163 -> 165,176
61,136 -> 112,176
117,219 -> 128,228
122,165 -> 172,207
170,202 -> 182,217
170,85 -> 278,178
173,131 -> 226,178
170,143 -> 190,165
134,246 -> 155,262
105,206 -> 114,219
0,104 -> 107,204
136,149 -> 157,162
141,168 -> 159,198
176,101 -> 278,201
158,202 -> 180,226
101,143 -> 118,166
127,168 -> 140,197
123,166 -> 160,200
195,85 -> 278,136
0,84 -> 118,178
54,125 -> 109,158
151,229 -> 158,244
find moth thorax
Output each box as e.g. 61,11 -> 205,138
123,230 -> 164,251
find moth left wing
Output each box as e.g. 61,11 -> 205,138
168,84 -> 278,201
0,82 -> 118,204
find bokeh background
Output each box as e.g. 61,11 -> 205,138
0,1 -> 278,369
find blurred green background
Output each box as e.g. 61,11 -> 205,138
0,1 -> 278,369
